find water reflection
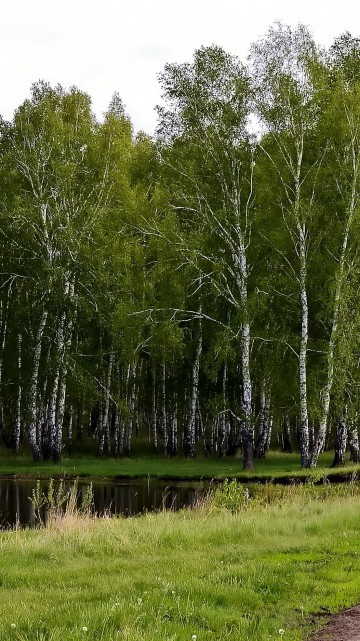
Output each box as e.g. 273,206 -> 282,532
0,479 -> 200,528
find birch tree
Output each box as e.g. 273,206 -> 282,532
157,46 -> 257,469
310,35 -> 360,465
251,23 -> 324,467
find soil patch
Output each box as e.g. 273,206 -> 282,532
312,604 -> 360,641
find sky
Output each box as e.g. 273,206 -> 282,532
1,0 -> 360,136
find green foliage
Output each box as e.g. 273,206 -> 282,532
212,479 -> 253,512
2,27 -> 360,467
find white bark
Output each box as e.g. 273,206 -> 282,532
311,148 -> 359,466
99,353 -> 114,456
184,316 -> 202,458
151,364 -> 158,450
28,308 -> 48,460
0,294 -> 10,434
161,362 -> 168,456
255,379 -> 271,459
348,418 -> 359,463
13,333 -> 22,453
333,407 -> 348,467
219,361 -> 229,457
298,221 -> 310,467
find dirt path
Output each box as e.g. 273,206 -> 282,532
312,605 -> 360,641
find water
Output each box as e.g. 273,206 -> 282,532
0,478 -> 201,528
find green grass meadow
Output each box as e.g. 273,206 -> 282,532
1,486 -> 360,641
1,449 -> 360,480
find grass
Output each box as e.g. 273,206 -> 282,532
1,449 -> 360,481
1,485 -> 360,640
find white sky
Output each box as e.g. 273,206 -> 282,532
1,0 -> 359,135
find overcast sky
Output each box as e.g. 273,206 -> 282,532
1,0 -> 359,135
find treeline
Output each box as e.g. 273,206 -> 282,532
1,24 -> 360,469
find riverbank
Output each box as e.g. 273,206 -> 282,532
0,450 -> 360,482
1,487 -> 360,640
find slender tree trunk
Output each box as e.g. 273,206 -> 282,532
28,309 -> 48,460
0,294 -> 9,438
99,353 -> 114,456
333,410 -> 348,467
235,241 -> 253,470
219,362 -> 228,458
282,413 -> 293,453
241,319 -> 253,470
211,416 -> 218,454
161,363 -> 168,456
114,408 -> 121,456
13,334 -> 22,453
183,316 -> 202,458
124,362 -> 136,456
76,402 -> 83,441
54,278 -> 76,462
46,366 -> 60,460
310,171 -> 358,466
197,398 -> 208,454
169,393 -> 178,457
151,363 -> 158,451
298,221 -> 310,468
348,418 -> 359,463
255,380 -> 271,459
67,405 -> 73,451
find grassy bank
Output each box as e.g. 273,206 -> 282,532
1,449 -> 360,481
1,487 -> 360,640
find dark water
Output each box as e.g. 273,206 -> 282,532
0,478 -> 201,528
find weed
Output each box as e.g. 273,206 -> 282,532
30,479 -> 94,527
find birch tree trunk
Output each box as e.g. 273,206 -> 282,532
28,309 -> 48,460
255,380 -> 271,459
99,353 -> 114,456
168,394 -> 178,457
13,333 -> 22,453
219,362 -> 228,458
124,362 -> 136,456
67,405 -> 73,452
54,279 -> 76,462
183,317 -> 202,458
332,410 -> 348,467
235,237 -> 254,470
161,363 -> 168,456
151,363 -> 158,451
298,221 -> 310,468
114,408 -> 121,456
282,414 -> 293,453
0,294 -> 10,437
240,311 -> 253,469
348,419 -> 359,463
310,161 -> 358,466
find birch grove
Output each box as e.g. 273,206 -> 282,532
0,27 -> 360,468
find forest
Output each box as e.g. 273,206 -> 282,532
1,23 -> 360,471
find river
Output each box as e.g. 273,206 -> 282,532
0,478 -> 201,528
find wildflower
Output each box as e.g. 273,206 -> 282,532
10,623 -> 16,629
82,626 -> 88,632
192,635 -> 197,641
137,597 -> 143,605
279,630 -> 285,636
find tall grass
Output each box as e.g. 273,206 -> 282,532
1,486 -> 360,640
30,478 -> 95,527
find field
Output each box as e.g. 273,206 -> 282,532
0,450 -> 360,481
0,484 -> 360,640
